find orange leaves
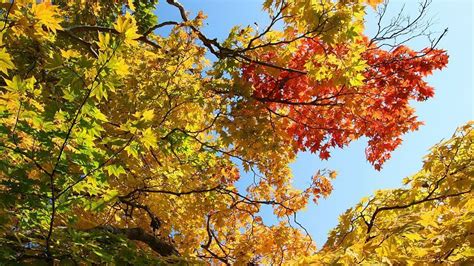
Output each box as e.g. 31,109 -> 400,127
366,0 -> 384,9
360,46 -> 448,168
311,172 -> 335,203
219,166 -> 240,184
242,37 -> 448,169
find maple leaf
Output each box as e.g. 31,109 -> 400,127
114,13 -> 141,45
141,127 -> 157,149
142,110 -> 155,122
32,1 -> 63,33
0,48 -> 15,75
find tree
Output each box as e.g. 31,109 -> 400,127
0,0 -> 452,264
309,122 -> 473,264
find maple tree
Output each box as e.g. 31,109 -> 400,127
0,0 -> 464,264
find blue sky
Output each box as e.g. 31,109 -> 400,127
157,0 -> 473,247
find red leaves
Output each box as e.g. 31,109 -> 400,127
241,37 -> 448,169
311,173 -> 334,203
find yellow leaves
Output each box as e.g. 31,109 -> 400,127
0,33 -> 14,74
0,48 -> 14,75
142,109 -> 155,122
450,247 -> 474,262
98,32 -> 111,50
2,1 -> 63,40
31,1 -> 63,33
4,75 -> 35,93
4,75 -> 22,92
141,127 -> 157,149
108,56 -> 129,76
124,141 -> 140,159
133,109 -> 155,123
418,211 -> 438,228
317,122 -> 474,264
90,107 -> 108,122
404,232 -> 423,242
53,109 -> 68,125
60,49 -> 81,59
348,73 -> 365,86
114,13 -> 141,45
90,83 -> 108,101
127,0 -> 136,11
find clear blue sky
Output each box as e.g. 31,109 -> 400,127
157,0 -> 473,247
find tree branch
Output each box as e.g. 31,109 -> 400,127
89,226 -> 178,257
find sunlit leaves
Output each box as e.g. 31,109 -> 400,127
105,164 -> 126,177
31,1 -> 63,33
310,122 -> 474,264
141,110 -> 155,122
262,0 -> 367,44
242,37 -> 448,169
114,13 -> 141,45
98,33 -> 111,51
0,0 -> 456,264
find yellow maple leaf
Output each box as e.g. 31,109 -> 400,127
141,127 -> 157,149
0,48 -> 15,75
97,32 -> 111,50
60,49 -> 80,59
142,110 -> 155,122
32,1 -> 63,33
110,57 -> 129,76
114,13 -> 141,45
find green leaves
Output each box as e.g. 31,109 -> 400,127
106,164 -> 126,177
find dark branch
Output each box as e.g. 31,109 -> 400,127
90,226 -> 178,257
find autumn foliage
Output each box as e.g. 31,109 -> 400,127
311,122 -> 474,264
242,38 -> 448,169
0,0 -> 469,265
